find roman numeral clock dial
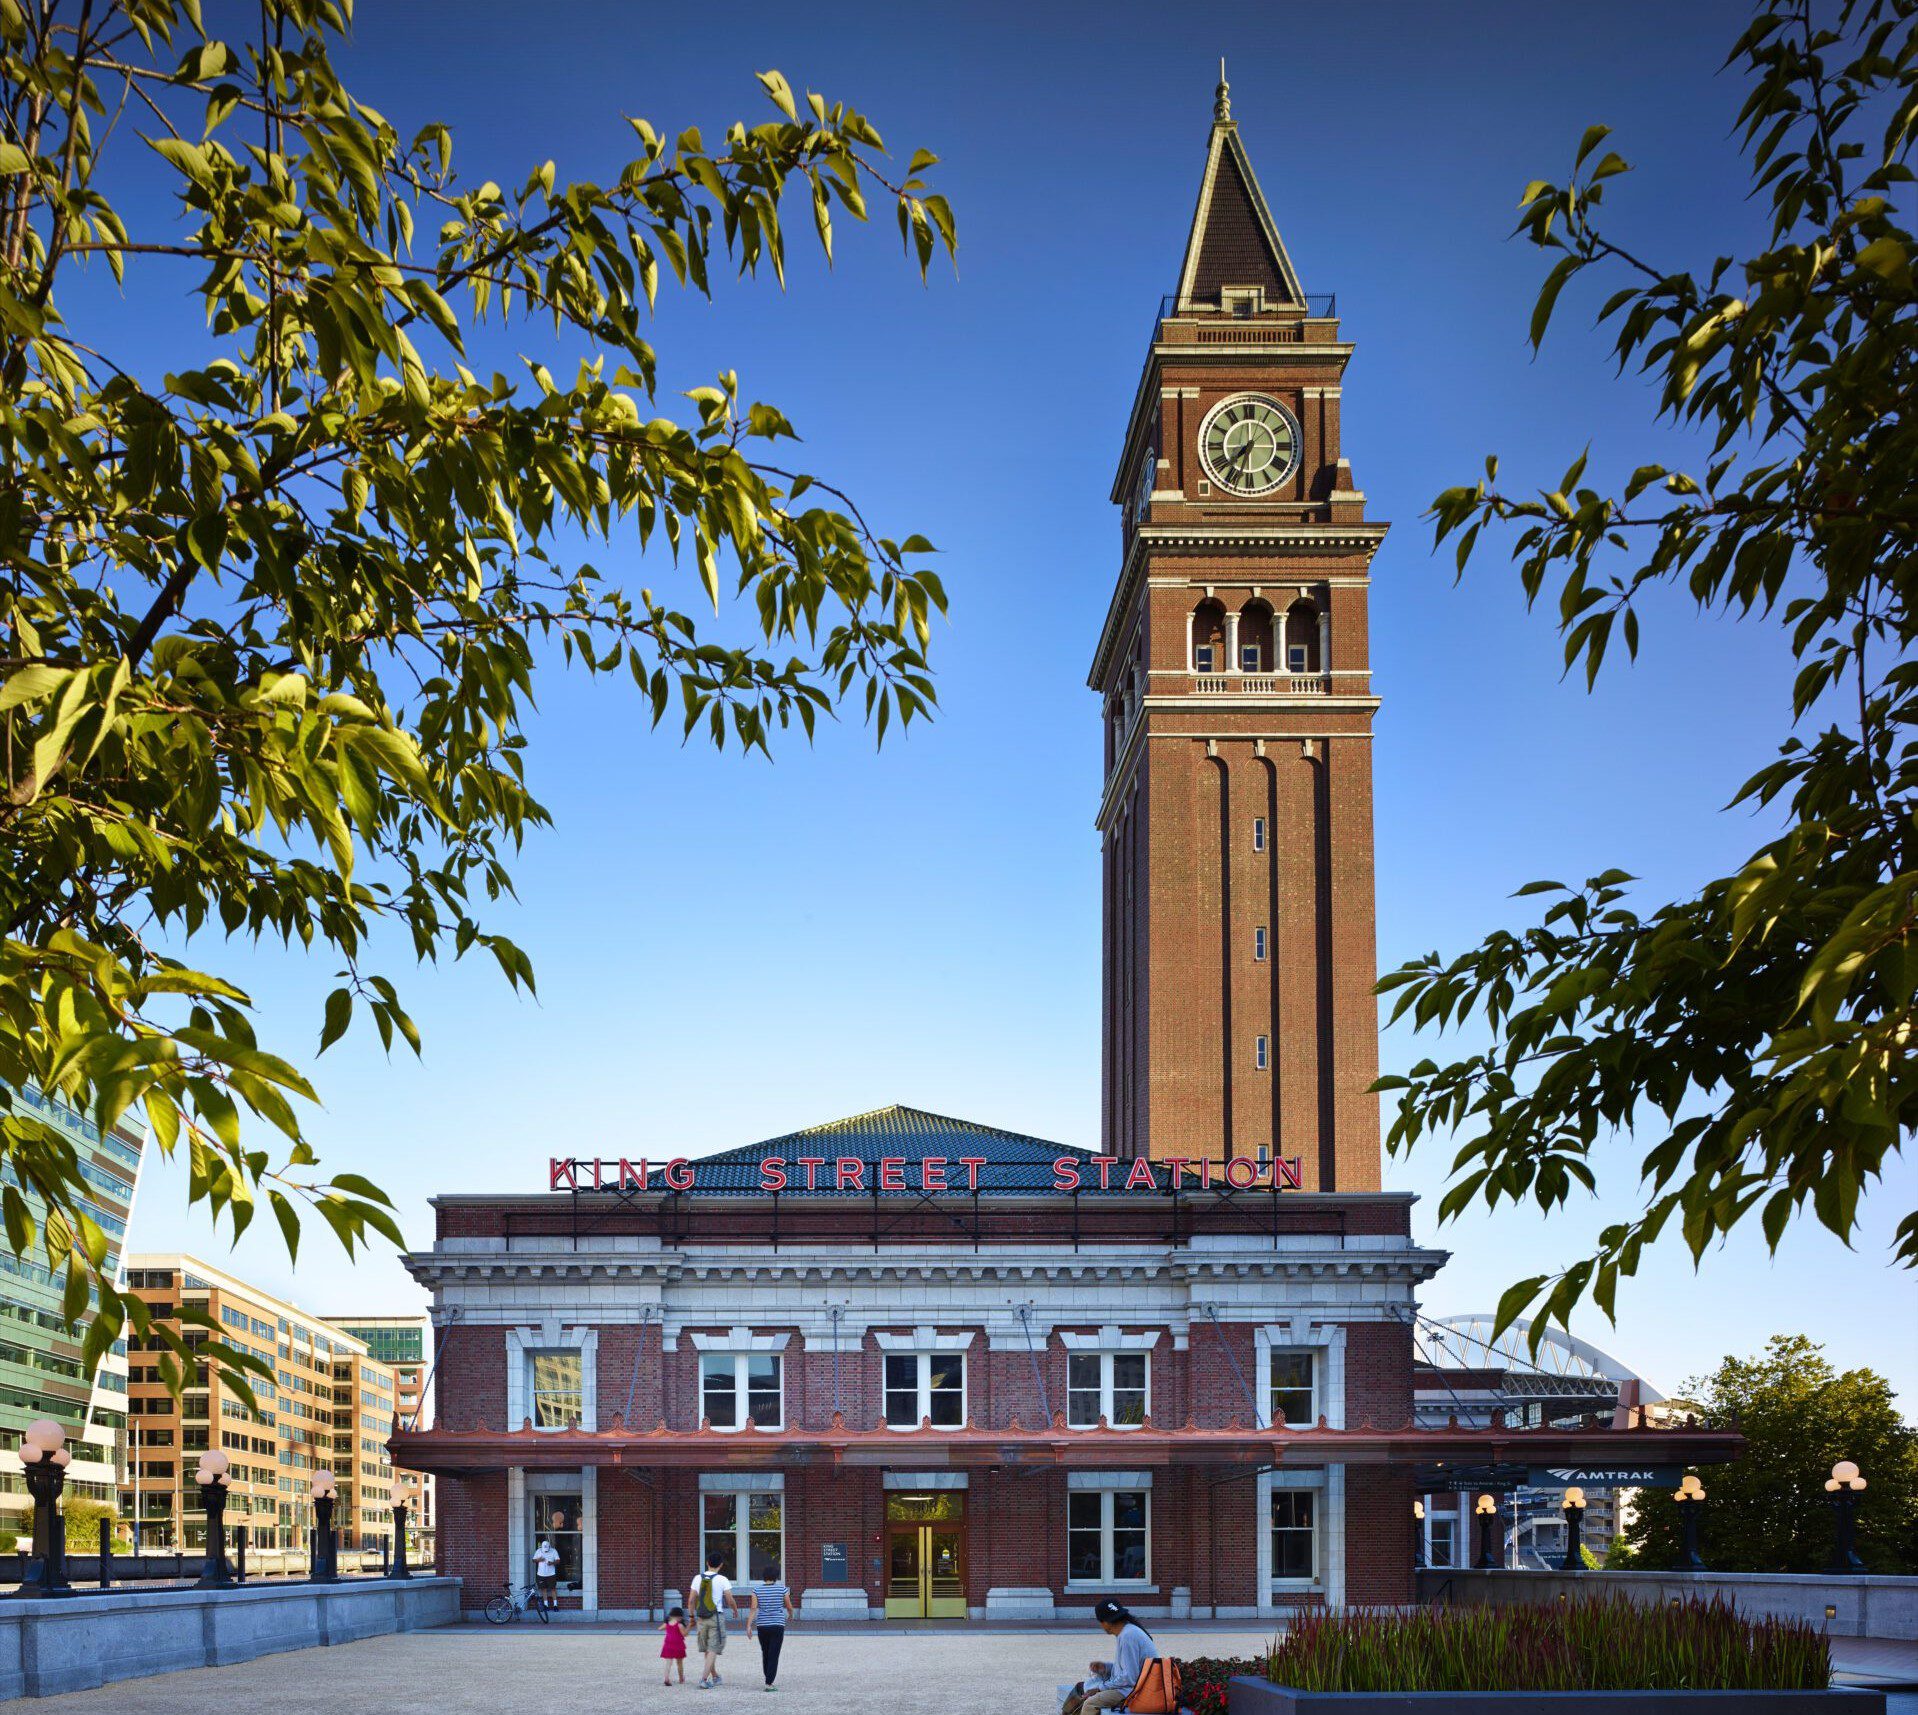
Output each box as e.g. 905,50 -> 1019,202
1199,394 -> 1301,497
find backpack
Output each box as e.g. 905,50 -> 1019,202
1126,1657 -> 1182,1715
694,1573 -> 718,1619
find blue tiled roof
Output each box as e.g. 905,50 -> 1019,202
647,1104 -> 1160,1197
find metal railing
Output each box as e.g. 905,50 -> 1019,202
1150,289 -> 1338,343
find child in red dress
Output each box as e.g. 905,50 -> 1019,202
661,1606 -> 691,1685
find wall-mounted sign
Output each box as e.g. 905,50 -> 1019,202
1526,1466 -> 1687,1487
820,1542 -> 849,1583
547,1154 -> 1304,1195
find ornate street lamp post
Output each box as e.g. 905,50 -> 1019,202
1413,1498 -> 1426,1569
193,1450 -> 234,1589
1673,1473 -> 1707,1571
15,1419 -> 75,1599
310,1470 -> 338,1583
1560,1487 -> 1588,1572
1474,1493 -> 1501,1570
391,1499 -> 413,1579
1825,1460 -> 1867,1574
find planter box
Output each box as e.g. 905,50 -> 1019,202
1227,1680 -> 1887,1715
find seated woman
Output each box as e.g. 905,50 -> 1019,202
1063,1599 -> 1159,1715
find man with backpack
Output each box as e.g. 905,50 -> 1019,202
690,1551 -> 739,1690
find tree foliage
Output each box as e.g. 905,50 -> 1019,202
1620,1335 -> 1918,1573
1377,0 -> 1918,1342
0,0 -> 955,1401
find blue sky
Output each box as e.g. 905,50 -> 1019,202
118,0 -> 1916,1410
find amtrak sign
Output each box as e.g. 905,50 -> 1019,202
1527,1465 -> 1686,1487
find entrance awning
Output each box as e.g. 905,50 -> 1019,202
389,1411 -> 1740,1476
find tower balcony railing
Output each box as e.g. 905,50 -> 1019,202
1191,671 -> 1329,696
1151,291 -> 1338,347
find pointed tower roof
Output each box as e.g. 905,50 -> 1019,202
1173,64 -> 1305,312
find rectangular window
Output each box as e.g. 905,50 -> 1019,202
1252,817 -> 1266,852
1254,1035 -> 1269,1070
1271,1489 -> 1316,1581
1287,644 -> 1308,673
1194,645 -> 1215,673
1269,1350 -> 1316,1427
1067,1488 -> 1152,1585
884,1351 -> 967,1428
1066,1351 -> 1150,1428
700,1352 -> 784,1431
529,1352 -> 584,1430
701,1489 -> 783,1582
530,1490 -> 583,1593
1427,1513 -> 1458,1569
1241,644 -> 1262,673
1254,926 -> 1267,961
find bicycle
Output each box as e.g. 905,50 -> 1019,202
485,1580 -> 552,1625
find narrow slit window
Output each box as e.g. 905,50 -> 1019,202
1255,1036 -> 1270,1070
1254,927 -> 1268,961
1252,817 -> 1266,852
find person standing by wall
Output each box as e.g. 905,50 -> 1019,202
745,1558 -> 792,1691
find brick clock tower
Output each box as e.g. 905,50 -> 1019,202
1091,73 -> 1386,1191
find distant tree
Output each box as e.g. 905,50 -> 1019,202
58,1495 -> 121,1554
0,0 -> 954,1399
1622,1335 -> 1918,1573
1377,0 -> 1918,1341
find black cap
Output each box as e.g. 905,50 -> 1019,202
1093,1599 -> 1126,1624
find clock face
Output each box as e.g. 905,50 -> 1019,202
1199,394 -> 1301,497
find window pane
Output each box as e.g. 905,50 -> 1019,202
1112,1490 -> 1149,1581
928,1354 -> 964,1393
1113,1355 -> 1147,1426
1270,1352 -> 1315,1426
746,1354 -> 782,1426
1067,1492 -> 1102,1530
1067,1354 -> 1101,1391
748,1493 -> 782,1532
885,1388 -> 918,1428
929,1384 -> 963,1426
703,1494 -> 737,1533
701,1355 -> 738,1428
1067,1528 -> 1103,1583
884,1355 -> 917,1391
530,1353 -> 583,1429
1272,1489 -> 1316,1580
749,1532 -> 781,1581
1067,1386 -> 1100,1428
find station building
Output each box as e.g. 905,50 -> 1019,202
395,78 -> 1737,1620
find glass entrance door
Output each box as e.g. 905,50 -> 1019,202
882,1492 -> 966,1618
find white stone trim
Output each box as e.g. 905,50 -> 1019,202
1066,1470 -> 1153,1490
505,1323 -> 599,1432
688,1327 -> 792,1352
698,1471 -> 784,1493
871,1326 -> 976,1352
1058,1326 -> 1161,1351
1255,1323 -> 1347,1430
1256,1464 -> 1344,1610
882,1471 -> 968,1490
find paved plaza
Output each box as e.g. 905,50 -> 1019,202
12,1624 -> 1918,1715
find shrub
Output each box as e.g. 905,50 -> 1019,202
1240,1597 -> 1829,1693
1179,1655 -> 1267,1715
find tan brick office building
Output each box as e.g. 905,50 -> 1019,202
394,83 -> 1736,1621
121,1256 -> 398,1553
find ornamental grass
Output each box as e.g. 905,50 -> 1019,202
1182,1596 -> 1829,1703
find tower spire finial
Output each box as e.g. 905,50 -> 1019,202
1214,57 -> 1231,123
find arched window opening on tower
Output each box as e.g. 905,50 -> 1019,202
1238,600 -> 1275,674
1190,599 -> 1226,674
1283,600 -> 1322,675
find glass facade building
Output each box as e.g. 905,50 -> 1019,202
0,1084 -> 145,1544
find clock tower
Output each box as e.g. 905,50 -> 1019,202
1090,72 -> 1386,1190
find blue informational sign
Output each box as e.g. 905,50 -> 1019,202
821,1542 -> 849,1583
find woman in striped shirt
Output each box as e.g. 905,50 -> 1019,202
744,1559 -> 792,1691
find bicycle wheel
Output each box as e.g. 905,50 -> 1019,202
534,1590 -> 551,1624
484,1595 -> 513,1625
